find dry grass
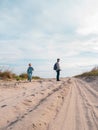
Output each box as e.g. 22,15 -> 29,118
0,69 -> 40,81
0,70 -> 16,80
75,66 -> 98,77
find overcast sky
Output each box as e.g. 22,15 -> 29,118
0,0 -> 98,78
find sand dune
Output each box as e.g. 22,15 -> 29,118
0,77 -> 98,130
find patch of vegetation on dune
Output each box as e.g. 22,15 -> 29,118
0,69 -> 16,80
75,66 -> 98,77
0,69 -> 40,81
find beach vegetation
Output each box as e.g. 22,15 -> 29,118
0,69 -> 40,80
75,66 -> 98,77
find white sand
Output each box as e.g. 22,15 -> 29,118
0,77 -> 98,130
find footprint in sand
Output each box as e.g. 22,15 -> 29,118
32,123 -> 36,128
44,122 -> 47,125
23,92 -> 26,96
1,104 -> 7,108
23,99 -> 32,106
31,94 -> 35,97
40,92 -> 44,95
39,123 -> 41,126
58,96 -> 61,98
41,89 -> 45,91
21,115 -> 25,119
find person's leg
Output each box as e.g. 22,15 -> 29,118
28,73 -> 32,82
29,73 -> 32,82
28,74 -> 30,81
56,70 -> 60,81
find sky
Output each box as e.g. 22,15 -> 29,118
0,0 -> 98,78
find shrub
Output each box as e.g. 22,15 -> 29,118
15,76 -> 21,81
32,76 -> 40,80
19,73 -> 28,79
0,70 -> 16,80
75,66 -> 98,77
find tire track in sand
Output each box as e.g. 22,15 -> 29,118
49,78 -> 98,130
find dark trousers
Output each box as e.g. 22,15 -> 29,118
56,70 -> 60,81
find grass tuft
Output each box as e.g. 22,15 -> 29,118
0,70 -> 16,80
75,66 -> 98,77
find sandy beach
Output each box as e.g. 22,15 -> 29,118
0,77 -> 98,130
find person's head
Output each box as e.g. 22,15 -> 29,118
29,63 -> 31,67
57,58 -> 60,62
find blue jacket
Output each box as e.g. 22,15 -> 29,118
27,67 -> 34,74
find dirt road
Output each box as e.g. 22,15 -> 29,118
49,78 -> 98,130
0,78 -> 98,130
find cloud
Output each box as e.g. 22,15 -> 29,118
75,0 -> 98,35
0,0 -> 98,77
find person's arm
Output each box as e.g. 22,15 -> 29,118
56,63 -> 60,70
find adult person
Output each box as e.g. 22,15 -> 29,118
54,58 -> 61,81
27,63 -> 34,82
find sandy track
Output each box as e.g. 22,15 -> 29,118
0,78 -> 98,130
49,78 -> 98,130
